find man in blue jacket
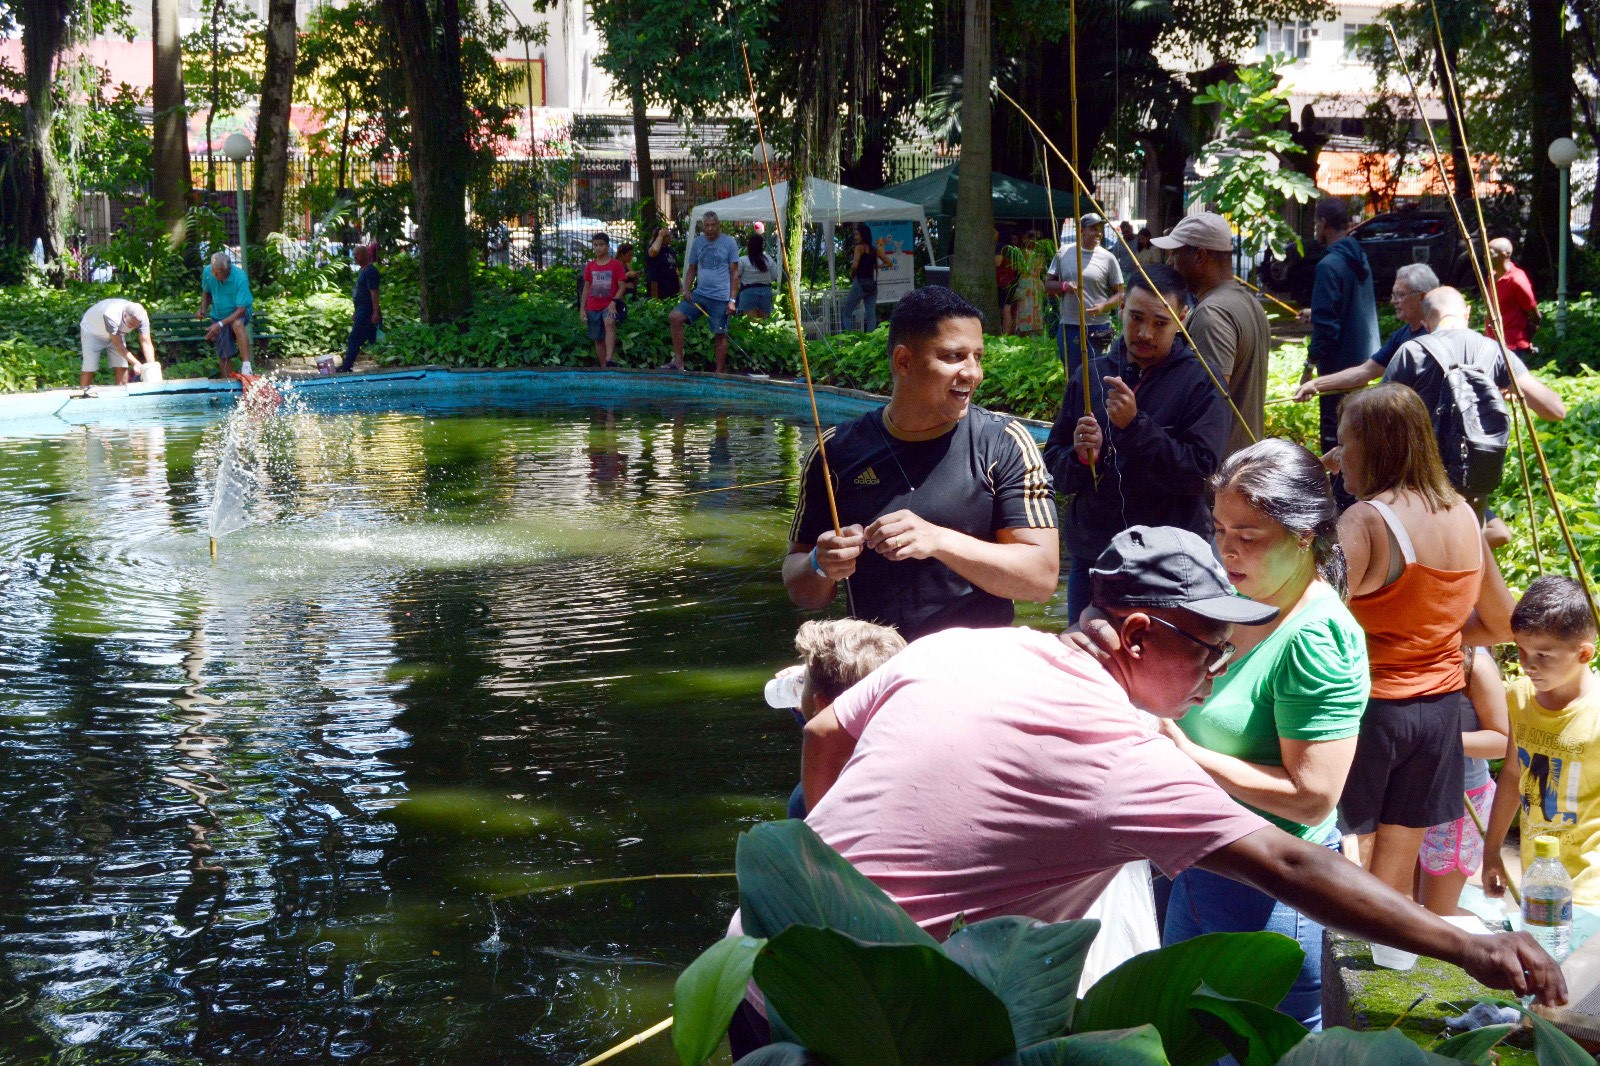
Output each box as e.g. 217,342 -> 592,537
1045,264 -> 1230,622
1298,198 -> 1378,458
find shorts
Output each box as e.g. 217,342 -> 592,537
213,309 -> 252,360
737,286 -> 773,315
80,332 -> 129,373
1340,690 -> 1468,833
585,308 -> 615,340
1420,779 -> 1495,876
675,294 -> 730,335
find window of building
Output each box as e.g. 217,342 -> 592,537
1258,20 -> 1315,60
1343,21 -> 1374,58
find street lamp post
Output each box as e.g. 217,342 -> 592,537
223,133 -> 254,277
1548,136 -> 1580,338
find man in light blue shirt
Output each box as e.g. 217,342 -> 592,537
666,211 -> 740,372
199,250 -> 255,377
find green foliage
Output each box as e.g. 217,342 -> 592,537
1191,58 -> 1320,260
182,0 -> 265,187
672,935 -> 767,1066
1530,294 -> 1600,377
53,65 -> 151,199
0,337 -> 83,393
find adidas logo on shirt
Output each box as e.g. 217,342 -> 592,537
854,467 -> 880,486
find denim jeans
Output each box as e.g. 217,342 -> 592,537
1057,322 -> 1111,365
841,279 -> 879,331
1164,830 -> 1341,1039
1065,555 -> 1095,625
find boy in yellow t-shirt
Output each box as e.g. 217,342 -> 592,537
1483,576 -> 1600,906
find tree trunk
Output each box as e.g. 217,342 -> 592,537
19,0 -> 71,265
951,0 -> 998,325
152,0 -> 189,249
381,0 -> 474,323
1433,42 -> 1474,211
206,4 -> 220,192
1526,0 -> 1573,292
249,0 -> 297,247
630,80 -> 658,234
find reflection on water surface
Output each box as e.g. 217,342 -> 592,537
0,396 -> 830,1063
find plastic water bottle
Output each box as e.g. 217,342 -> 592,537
1522,834 -> 1573,962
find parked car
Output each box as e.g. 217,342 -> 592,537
1264,208 -> 1480,304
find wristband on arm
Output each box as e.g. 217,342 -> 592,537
809,547 -> 827,578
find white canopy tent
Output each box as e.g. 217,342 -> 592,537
688,179 -> 935,329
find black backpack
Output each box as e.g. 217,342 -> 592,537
1414,334 -> 1510,500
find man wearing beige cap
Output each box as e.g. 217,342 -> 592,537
1153,213 -> 1270,454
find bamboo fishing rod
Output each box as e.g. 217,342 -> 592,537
1067,0 -> 1098,482
1233,273 -> 1303,319
996,87 -> 1258,446
1387,17 -> 1599,625
738,40 -> 843,541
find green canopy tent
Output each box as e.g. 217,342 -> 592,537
880,163 -> 1081,261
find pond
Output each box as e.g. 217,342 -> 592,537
0,386 -> 944,1064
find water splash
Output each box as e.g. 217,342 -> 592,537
479,898 -> 506,955
204,376 -> 320,546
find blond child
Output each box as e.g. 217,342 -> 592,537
1417,647 -> 1511,915
767,619 -> 905,819
1482,576 -> 1600,905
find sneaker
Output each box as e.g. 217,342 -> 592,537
657,361 -> 685,372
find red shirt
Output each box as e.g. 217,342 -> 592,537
583,258 -> 620,313
1485,263 -> 1537,350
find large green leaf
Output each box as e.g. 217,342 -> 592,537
1074,932 -> 1303,1066
735,820 -> 937,947
1186,981 -> 1308,1066
733,1044 -> 822,1065
1483,998 -> 1596,1066
672,935 -> 766,1066
1276,1028 -> 1460,1064
753,925 -> 1016,1065
1015,1026 -> 1170,1064
943,916 -> 1100,1046
1429,1023 -> 1514,1063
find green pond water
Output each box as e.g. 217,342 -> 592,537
0,392 -> 1032,1063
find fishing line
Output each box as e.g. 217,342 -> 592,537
997,87 -> 1258,446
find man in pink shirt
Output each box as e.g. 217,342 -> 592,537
795,526 -> 1563,990
1485,237 -> 1540,358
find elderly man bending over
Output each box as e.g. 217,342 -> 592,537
790,526 -> 1564,1010
198,251 -> 255,378
79,298 -> 157,390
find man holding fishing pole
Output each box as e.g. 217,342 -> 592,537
783,287 -> 1058,641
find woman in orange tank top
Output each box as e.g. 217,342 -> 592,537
1330,384 -> 1513,898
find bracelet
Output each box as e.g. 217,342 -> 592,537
809,547 -> 827,578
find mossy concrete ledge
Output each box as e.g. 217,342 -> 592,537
1321,930 -> 1540,1062
0,366 -> 1052,442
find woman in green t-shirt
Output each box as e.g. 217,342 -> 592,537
1159,438 -> 1371,1033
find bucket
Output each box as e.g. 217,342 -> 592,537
316,353 -> 336,375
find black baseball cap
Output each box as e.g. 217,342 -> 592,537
1091,526 -> 1279,625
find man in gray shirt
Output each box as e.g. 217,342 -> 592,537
1154,212 -> 1270,455
667,211 -> 741,373
1047,212 -> 1124,366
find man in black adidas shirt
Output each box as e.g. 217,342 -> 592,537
784,288 -> 1059,640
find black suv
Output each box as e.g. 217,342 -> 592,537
1262,208 -> 1479,304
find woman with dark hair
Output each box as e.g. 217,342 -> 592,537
1331,383 -> 1513,899
840,222 -> 893,331
737,232 -> 777,318
1158,437 -> 1371,1032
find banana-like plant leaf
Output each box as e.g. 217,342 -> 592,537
1015,1025 -> 1171,1064
1429,1023 -> 1515,1063
733,1043 -> 822,1065
944,916 -> 1100,1046
1074,932 -> 1303,1066
735,820 -> 937,947
753,925 -> 1016,1065
1482,997 -> 1595,1066
1276,1028 -> 1460,1063
1186,981 -> 1308,1066
672,935 -> 766,1066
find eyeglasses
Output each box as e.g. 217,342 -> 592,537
1390,287 -> 1416,300
1146,615 -> 1236,676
